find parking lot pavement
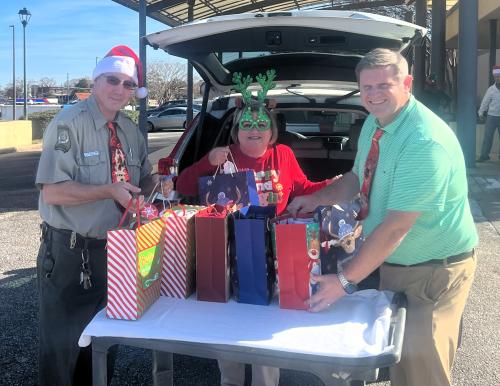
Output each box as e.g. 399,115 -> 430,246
0,157 -> 499,385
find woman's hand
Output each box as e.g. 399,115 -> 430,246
208,146 -> 230,166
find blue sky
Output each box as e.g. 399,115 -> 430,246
0,0 -> 182,88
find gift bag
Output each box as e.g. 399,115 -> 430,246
161,205 -> 205,298
195,206 -> 231,302
272,215 -> 321,310
198,157 -> 259,211
107,200 -> 165,320
315,200 -> 363,275
231,206 -> 276,305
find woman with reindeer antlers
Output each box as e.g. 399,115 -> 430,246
176,69 -> 338,217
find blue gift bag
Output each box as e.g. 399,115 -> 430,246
198,170 -> 259,213
230,206 -> 276,305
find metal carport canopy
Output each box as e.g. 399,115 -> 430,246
110,0 -> 438,27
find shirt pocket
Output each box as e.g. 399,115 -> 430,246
77,153 -> 108,185
126,157 -> 142,186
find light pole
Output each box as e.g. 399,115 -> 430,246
9,25 -> 16,120
18,7 -> 31,120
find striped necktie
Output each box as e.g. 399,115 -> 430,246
107,121 -> 130,183
357,128 -> 384,220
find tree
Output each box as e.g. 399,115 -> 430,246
39,77 -> 57,88
2,78 -> 24,99
147,61 -> 187,105
73,78 -> 92,90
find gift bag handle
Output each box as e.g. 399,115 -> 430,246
117,196 -> 141,229
212,148 -> 239,177
162,204 -> 187,219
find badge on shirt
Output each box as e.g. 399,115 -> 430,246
55,124 -> 71,153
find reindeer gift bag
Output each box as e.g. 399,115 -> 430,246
315,199 -> 364,275
198,153 -> 259,213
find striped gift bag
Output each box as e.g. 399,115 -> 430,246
106,201 -> 165,320
161,205 -> 204,298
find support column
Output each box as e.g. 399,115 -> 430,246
186,0 -> 195,125
456,0 -> 478,167
414,0 -> 427,97
489,19 -> 498,86
139,0 -> 148,144
431,0 -> 446,89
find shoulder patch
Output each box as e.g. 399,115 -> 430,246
55,124 -> 71,153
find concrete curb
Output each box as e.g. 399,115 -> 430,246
0,147 -> 16,155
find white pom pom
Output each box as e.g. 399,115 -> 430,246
135,87 -> 148,99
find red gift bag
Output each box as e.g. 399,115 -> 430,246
107,200 -> 165,320
161,205 -> 205,298
272,215 -> 321,310
195,206 -> 231,302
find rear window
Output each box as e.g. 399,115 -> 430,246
281,110 -> 365,134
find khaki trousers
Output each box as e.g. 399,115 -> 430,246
218,360 -> 280,386
379,254 -> 476,386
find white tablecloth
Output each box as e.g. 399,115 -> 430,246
80,289 -> 394,358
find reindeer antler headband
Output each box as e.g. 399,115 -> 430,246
232,70 -> 277,131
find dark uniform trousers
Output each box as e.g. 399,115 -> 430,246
37,223 -> 115,386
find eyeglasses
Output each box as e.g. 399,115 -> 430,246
239,119 -> 271,131
104,75 -> 137,90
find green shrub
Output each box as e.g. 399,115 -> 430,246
28,110 -> 60,138
122,109 -> 139,124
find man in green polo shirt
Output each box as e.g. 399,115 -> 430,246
288,48 -> 477,386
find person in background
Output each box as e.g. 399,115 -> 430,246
176,70 -> 338,386
477,65 -> 500,162
35,45 -> 167,386
288,48 -> 477,386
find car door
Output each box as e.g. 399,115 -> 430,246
156,109 -> 176,129
170,108 -> 187,128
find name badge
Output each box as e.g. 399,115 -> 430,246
84,150 -> 99,158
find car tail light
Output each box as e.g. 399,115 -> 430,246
156,113 -> 200,175
158,156 -> 175,175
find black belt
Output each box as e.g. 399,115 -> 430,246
384,249 -> 474,268
42,222 -> 107,250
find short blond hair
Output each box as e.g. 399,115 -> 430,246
355,48 -> 409,81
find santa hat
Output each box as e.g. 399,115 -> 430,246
493,65 -> 500,75
92,45 -> 148,99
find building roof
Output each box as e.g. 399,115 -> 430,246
112,0 -> 437,27
75,92 -> 91,101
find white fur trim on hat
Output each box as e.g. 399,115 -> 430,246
92,56 -> 138,83
135,87 -> 148,99
493,68 -> 500,75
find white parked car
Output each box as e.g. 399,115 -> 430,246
147,106 -> 199,132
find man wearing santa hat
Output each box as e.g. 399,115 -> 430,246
35,45 -> 164,385
477,65 -> 500,162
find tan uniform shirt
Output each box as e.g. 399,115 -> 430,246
36,95 -> 152,239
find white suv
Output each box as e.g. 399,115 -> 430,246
146,10 -> 425,181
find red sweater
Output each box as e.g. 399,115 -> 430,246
176,144 -> 328,215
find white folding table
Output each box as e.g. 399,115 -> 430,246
80,289 -> 406,386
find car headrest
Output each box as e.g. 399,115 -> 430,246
275,112 -> 286,133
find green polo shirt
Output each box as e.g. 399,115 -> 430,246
353,96 -> 477,265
